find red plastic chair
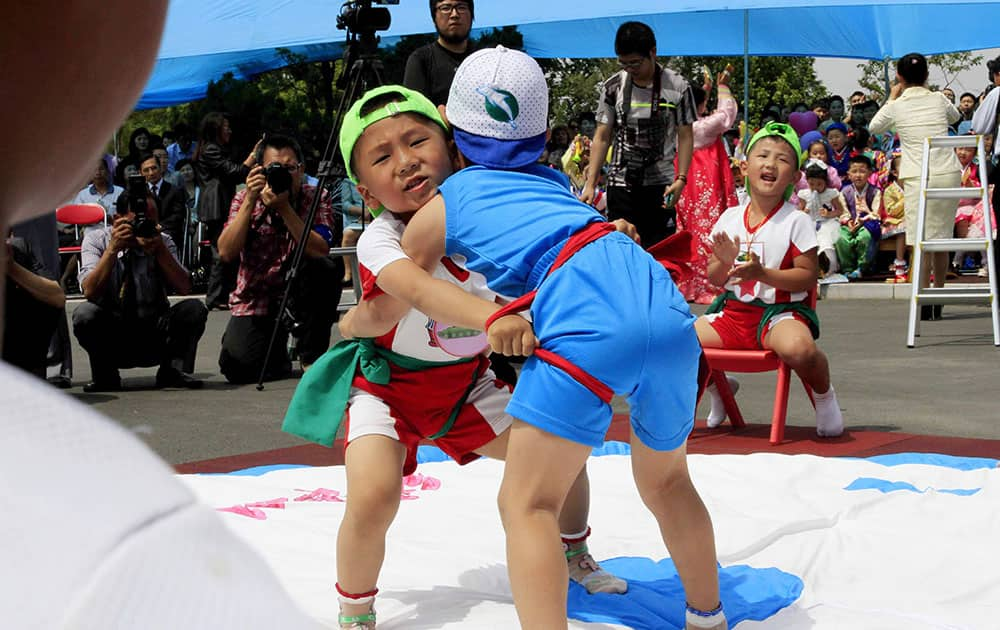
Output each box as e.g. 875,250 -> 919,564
703,288 -> 817,445
56,203 -> 107,278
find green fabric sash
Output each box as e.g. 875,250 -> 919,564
705,291 -> 820,346
282,338 -> 473,447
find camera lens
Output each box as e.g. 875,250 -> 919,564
265,163 -> 292,194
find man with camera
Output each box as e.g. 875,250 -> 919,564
404,0 -> 475,106
117,153 -> 188,249
73,175 -> 208,392
580,21 -> 695,248
217,133 -> 341,384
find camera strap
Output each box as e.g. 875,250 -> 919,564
621,64 -> 662,124
617,65 -> 665,174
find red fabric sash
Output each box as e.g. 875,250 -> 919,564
485,222 -> 615,403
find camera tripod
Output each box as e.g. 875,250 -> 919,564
256,12 -> 386,391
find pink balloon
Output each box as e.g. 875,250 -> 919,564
788,111 -> 819,137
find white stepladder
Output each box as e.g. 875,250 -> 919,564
907,134 -> 999,347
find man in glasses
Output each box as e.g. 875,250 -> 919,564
581,20 -> 696,248
404,0 -> 475,106
217,133 -> 342,383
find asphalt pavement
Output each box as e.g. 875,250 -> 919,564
58,295 -> 1000,465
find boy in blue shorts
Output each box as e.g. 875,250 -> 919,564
308,85 -> 627,629
339,48 -> 724,630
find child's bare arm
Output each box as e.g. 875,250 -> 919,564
401,194 -> 448,272
729,248 -> 818,293
706,232 -> 740,287
339,293 -> 411,339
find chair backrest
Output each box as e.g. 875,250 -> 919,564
56,203 -> 107,227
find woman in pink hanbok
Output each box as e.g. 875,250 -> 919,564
674,68 -> 738,303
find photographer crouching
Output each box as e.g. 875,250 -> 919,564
73,171 -> 208,391
217,134 -> 342,384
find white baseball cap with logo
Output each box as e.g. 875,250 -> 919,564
446,45 -> 549,169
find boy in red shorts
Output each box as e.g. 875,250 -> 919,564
698,122 -> 844,437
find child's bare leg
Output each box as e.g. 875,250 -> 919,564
337,435 -> 406,624
477,427 -> 626,594
764,319 -> 843,437
629,435 -> 725,630
695,318 -> 735,427
341,228 -> 360,284
497,420 -> 592,629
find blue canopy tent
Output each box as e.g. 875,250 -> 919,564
141,0 -> 1000,110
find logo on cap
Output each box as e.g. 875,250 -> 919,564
476,86 -> 519,130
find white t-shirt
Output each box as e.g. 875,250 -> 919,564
710,201 -> 818,304
356,212 -> 497,362
796,187 -> 841,223
0,361 -> 322,630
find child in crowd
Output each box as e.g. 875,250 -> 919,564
367,47 -> 724,630
794,139 -> 842,194
796,160 -> 845,275
284,85 -> 627,630
835,155 -> 882,279
881,154 -> 908,283
699,122 -> 844,439
561,132 -> 592,195
953,144 -> 984,272
825,122 -> 851,177
732,156 -> 749,206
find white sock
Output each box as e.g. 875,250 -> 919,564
706,376 -> 739,428
813,384 -> 844,437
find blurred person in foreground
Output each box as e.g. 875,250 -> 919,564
0,3 -> 325,628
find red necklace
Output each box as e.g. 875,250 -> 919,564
743,199 -> 785,234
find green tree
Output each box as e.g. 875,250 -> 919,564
667,56 -> 826,125
540,58 -> 619,127
856,52 -> 985,101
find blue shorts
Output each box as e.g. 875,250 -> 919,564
505,233 -> 700,451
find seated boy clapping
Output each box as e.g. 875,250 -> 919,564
699,122 -> 845,438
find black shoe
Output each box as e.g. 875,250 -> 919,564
47,375 -> 72,389
83,379 -> 122,393
155,367 -> 203,389
818,252 -> 831,274
920,305 -> 944,321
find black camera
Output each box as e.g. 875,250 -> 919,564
126,174 -> 159,239
265,163 -> 293,195
337,0 -> 397,34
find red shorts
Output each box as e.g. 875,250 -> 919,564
344,356 -> 513,475
704,299 -> 810,350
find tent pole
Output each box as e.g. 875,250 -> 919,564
883,56 -> 892,101
743,9 -> 749,151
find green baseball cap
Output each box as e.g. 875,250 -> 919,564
339,85 -> 448,185
744,121 -> 803,200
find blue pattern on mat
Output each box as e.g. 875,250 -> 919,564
844,477 -> 980,496
567,559 -> 802,630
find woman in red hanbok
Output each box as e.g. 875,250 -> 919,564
675,69 -> 738,303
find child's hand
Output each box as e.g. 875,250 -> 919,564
487,315 -> 537,357
712,232 -> 741,267
610,218 -> 640,244
727,251 -> 764,284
